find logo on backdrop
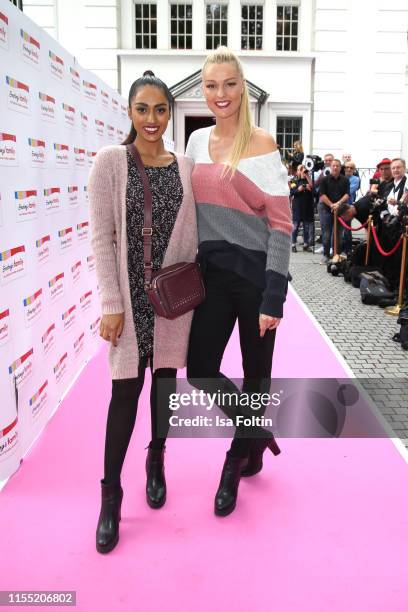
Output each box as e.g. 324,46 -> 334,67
0,132 -> 18,165
87,150 -> 96,168
28,138 -> 46,167
62,102 -> 75,128
112,97 -> 119,113
53,352 -> 68,384
74,147 -> 85,167
76,221 -> 89,242
87,254 -> 95,273
29,380 -> 48,420
80,290 -> 92,313
95,118 -> 104,138
90,316 -> 101,339
49,50 -> 64,79
70,66 -> 81,92
36,234 -> 51,265
121,104 -> 127,118
0,417 -> 18,459
48,272 -> 64,303
71,260 -> 82,285
74,331 -> 85,358
107,124 -> 115,141
81,112 -> 88,131
23,288 -> 43,327
15,190 -> 38,222
0,245 -> 26,285
9,347 -> 34,391
117,128 -> 124,143
83,79 -> 97,101
83,185 -> 89,205
58,227 -> 73,250
0,307 -> 10,347
54,142 -> 69,167
67,186 -> 78,208
0,11 -> 9,50
101,89 -> 109,110
6,76 -> 31,114
20,28 -> 40,67
39,92 -> 56,122
62,304 -> 76,332
44,187 -> 61,214
41,322 -> 56,356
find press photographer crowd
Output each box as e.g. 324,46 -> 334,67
285,145 -> 408,350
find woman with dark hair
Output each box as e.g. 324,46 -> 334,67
88,71 -> 197,553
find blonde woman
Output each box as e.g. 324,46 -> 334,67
289,140 -> 304,169
186,47 -> 292,516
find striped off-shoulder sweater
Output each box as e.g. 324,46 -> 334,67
185,126 -> 292,318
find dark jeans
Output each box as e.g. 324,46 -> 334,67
103,356 -> 176,483
292,220 -> 314,246
318,202 -> 333,258
187,262 -> 276,458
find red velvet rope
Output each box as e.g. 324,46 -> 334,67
337,216 -> 368,231
371,224 -> 403,257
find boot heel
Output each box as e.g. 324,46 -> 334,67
266,436 -> 281,456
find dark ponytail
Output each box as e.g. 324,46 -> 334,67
122,70 -> 173,145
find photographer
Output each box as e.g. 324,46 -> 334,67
370,158 -> 393,197
342,162 -> 361,253
386,158 -> 407,214
290,164 -> 314,252
318,159 -> 350,263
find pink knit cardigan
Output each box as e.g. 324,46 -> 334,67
88,145 -> 198,379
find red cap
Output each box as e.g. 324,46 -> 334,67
376,158 -> 392,169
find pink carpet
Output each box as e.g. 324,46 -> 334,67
1,289 -> 408,611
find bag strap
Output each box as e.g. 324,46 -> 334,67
126,143 -> 153,289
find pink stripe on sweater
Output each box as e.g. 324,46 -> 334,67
192,163 -> 291,235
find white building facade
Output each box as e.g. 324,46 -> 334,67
23,0 -> 408,167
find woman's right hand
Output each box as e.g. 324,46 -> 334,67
99,313 -> 124,346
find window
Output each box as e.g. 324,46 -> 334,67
135,3 -> 157,49
241,4 -> 263,50
10,0 -> 23,9
170,4 -> 193,49
206,3 -> 228,50
276,116 -> 302,160
276,5 -> 298,51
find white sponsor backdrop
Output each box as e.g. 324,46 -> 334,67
0,1 -> 130,480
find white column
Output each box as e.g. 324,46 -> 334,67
120,0 -> 133,49
264,0 -> 275,53
193,0 -> 205,50
299,0 -> 313,53
157,0 -> 169,49
228,0 -> 241,51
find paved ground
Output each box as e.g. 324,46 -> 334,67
289,247 -> 408,447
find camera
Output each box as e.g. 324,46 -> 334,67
370,179 -> 380,186
304,155 -> 324,173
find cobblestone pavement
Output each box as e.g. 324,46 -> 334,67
289,248 -> 408,448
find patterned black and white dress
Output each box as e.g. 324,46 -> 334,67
126,150 -> 183,358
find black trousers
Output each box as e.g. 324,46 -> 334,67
187,262 -> 276,458
103,356 -> 176,483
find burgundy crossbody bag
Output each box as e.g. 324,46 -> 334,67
127,143 -> 205,320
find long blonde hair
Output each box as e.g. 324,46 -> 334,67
202,46 -> 253,176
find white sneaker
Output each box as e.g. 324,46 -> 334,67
315,246 -> 323,254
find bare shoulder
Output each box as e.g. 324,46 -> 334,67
249,128 -> 278,156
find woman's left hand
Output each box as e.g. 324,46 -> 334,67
259,314 -> 281,337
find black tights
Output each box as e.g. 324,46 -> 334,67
187,263 -> 276,459
104,356 -> 176,483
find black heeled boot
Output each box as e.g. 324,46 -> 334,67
146,446 -> 166,509
241,435 -> 281,477
96,480 -> 123,554
214,452 -> 248,517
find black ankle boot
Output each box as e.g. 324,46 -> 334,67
241,435 -> 281,477
146,446 -> 166,509
96,480 -> 123,554
214,452 -> 247,517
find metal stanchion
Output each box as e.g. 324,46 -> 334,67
385,225 -> 408,316
364,215 -> 372,267
333,210 -> 337,259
